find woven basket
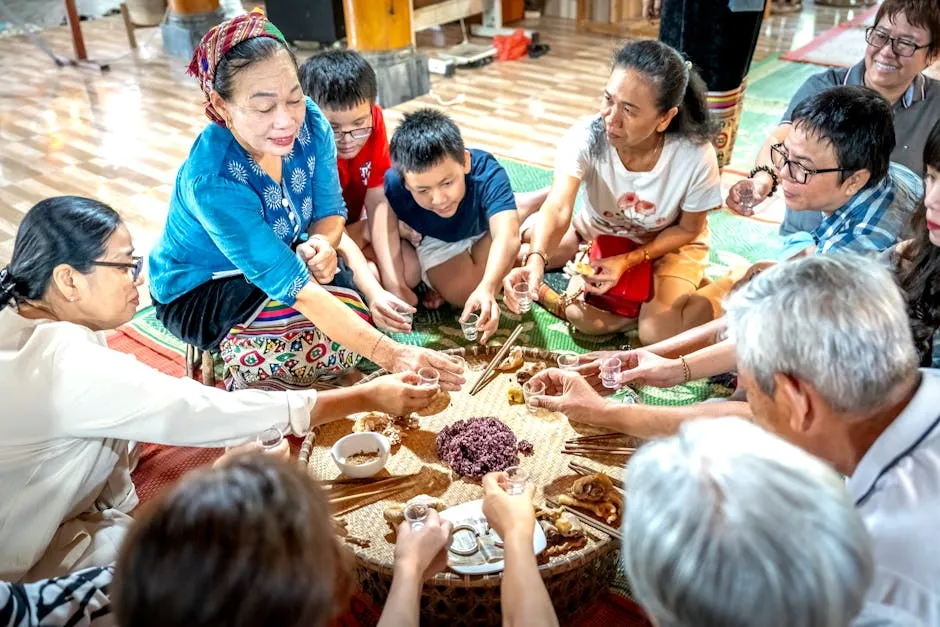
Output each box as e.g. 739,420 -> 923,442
300,345 -> 635,625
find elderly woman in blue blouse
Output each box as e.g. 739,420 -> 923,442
148,11 -> 463,391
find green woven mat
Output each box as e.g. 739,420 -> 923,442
130,156 -> 781,404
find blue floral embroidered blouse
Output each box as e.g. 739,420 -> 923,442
149,98 -> 346,306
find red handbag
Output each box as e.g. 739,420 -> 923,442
583,235 -> 654,318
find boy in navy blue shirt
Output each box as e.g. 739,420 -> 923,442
375,109 -> 522,343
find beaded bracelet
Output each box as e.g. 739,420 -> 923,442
749,165 -> 779,197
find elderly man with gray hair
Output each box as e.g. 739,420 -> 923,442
623,417 -> 876,627
724,254 -> 940,625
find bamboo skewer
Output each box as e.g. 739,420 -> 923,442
545,497 -> 621,540
321,474 -> 416,488
469,324 -> 525,396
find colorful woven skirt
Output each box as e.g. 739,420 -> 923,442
220,284 -> 372,391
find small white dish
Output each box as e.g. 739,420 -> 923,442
439,499 -> 547,575
331,432 -> 390,479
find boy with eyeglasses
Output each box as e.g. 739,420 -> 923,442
299,51 -> 419,286
728,0 -> 939,234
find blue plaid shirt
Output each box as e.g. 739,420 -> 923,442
779,163 -> 923,259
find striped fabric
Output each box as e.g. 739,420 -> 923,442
220,286 -> 371,391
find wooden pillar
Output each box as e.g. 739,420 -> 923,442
342,0 -> 412,52
340,0 -> 428,108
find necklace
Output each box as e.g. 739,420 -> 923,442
617,133 -> 665,172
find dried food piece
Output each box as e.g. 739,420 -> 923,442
516,361 -> 547,385
507,382 -> 525,405
568,473 -> 614,503
517,440 -> 534,456
497,347 -> 524,372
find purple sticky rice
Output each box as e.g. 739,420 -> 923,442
436,417 -> 528,479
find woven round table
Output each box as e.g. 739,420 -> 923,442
300,345 -> 635,625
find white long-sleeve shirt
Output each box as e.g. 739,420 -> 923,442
0,308 -> 316,582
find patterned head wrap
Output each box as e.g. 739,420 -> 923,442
187,7 -> 288,126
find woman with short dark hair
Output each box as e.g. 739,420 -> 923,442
0,196 -> 436,582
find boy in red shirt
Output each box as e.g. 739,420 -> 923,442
300,50 -> 422,302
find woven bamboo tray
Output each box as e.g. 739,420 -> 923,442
300,345 -> 636,625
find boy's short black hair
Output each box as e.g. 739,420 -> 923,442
389,108 -> 466,175
790,85 -> 894,190
298,50 -> 377,110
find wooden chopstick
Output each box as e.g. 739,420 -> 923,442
326,475 -> 413,497
562,444 -> 637,453
328,479 -> 416,507
565,433 -> 630,444
469,324 -> 525,396
562,449 -> 635,460
568,461 -> 626,491
545,497 -> 621,540
321,473 -> 417,487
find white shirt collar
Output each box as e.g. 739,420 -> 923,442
846,369 -> 940,506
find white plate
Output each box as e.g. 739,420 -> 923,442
438,499 -> 546,575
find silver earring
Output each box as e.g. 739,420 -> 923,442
68,296 -> 76,302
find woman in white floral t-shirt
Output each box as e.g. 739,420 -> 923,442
505,40 -> 723,345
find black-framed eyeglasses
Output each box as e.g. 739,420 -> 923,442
865,27 -> 931,57
333,126 -> 373,142
770,143 -> 850,185
91,256 -> 144,280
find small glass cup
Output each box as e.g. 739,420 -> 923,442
513,282 -> 532,314
600,357 -> 622,390
732,179 -> 759,215
418,367 -> 439,388
522,379 -> 545,414
257,426 -> 283,450
556,351 -> 579,370
460,313 -> 480,342
504,465 -> 529,495
404,502 -> 429,530
396,306 -> 414,328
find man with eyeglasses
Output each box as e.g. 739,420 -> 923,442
770,86 -> 922,259
729,0 -> 938,237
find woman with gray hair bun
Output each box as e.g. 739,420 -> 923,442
623,417 -> 874,627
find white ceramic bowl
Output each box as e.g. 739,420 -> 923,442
331,432 -> 391,478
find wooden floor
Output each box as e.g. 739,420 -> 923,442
0,3 -> 882,268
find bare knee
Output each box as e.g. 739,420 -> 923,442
567,305 -> 630,336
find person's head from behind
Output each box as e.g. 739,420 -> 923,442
777,86 -> 894,214
299,50 -> 377,160
194,13 -> 302,158
597,40 -> 714,155
864,0 -> 939,96
622,417 -> 873,627
113,455 -> 352,627
389,108 -> 469,219
0,196 -> 141,330
725,255 -> 920,472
